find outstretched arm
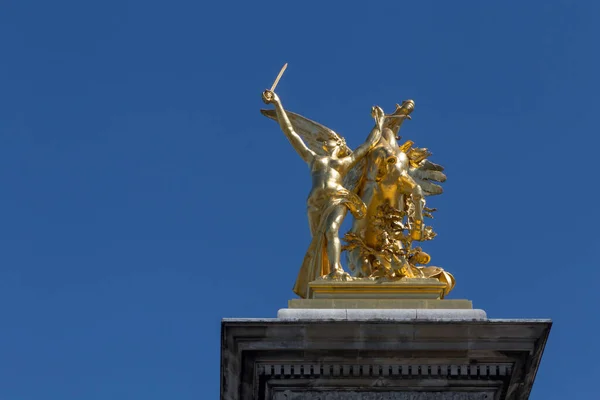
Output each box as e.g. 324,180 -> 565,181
262,90 -> 315,164
343,106 -> 385,169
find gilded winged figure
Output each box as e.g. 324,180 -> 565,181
261,89 -> 385,298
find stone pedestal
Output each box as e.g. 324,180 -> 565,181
288,298 -> 473,309
220,307 -> 551,400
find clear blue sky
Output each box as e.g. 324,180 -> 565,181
1,1 -> 598,399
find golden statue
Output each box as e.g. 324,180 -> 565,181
344,102 -> 454,294
262,89 -> 384,298
261,64 -> 454,299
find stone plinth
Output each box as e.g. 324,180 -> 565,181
220,310 -> 551,400
278,308 -> 487,320
289,298 -> 473,309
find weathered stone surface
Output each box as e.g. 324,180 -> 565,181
414,309 -> 487,320
220,317 -> 551,400
277,308 -> 349,320
272,391 -> 494,400
288,299 -> 473,309
277,308 -> 487,321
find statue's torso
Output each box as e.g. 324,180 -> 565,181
309,156 -> 344,187
378,152 -> 409,204
307,156 -> 345,206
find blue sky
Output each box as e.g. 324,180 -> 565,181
1,1 -> 598,398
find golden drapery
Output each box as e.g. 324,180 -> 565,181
293,188 -> 365,298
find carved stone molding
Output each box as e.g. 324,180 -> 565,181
221,318 -> 552,400
272,391 -> 494,400
259,363 -> 512,379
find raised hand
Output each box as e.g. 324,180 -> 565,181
371,105 -> 385,128
262,89 -> 280,105
395,100 -> 415,118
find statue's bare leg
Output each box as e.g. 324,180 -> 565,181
410,186 -> 424,222
399,174 -> 425,240
324,205 -> 349,277
411,187 -> 425,240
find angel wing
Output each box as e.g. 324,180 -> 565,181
342,158 -> 367,194
260,109 -> 345,157
401,140 -> 447,196
261,108 -> 370,194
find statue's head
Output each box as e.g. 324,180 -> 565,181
381,127 -> 410,171
322,137 -> 350,158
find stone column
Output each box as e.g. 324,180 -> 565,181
221,307 -> 551,400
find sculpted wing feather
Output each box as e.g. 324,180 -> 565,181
261,109 -> 345,156
343,158 -> 367,194
409,161 -> 446,196
261,108 -> 367,193
402,140 -> 447,197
